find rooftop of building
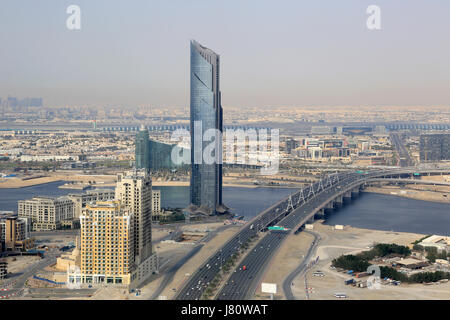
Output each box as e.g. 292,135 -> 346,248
19,196 -> 72,202
68,188 -> 114,197
85,200 -> 121,209
420,235 -> 450,245
191,39 -> 219,58
119,169 -> 150,179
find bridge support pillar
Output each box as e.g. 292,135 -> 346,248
334,195 -> 343,207
324,201 -> 334,215
343,191 -> 352,203
351,191 -> 360,199
314,208 -> 325,219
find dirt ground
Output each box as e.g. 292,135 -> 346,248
152,227 -> 172,242
0,171 -> 303,189
288,223 -> 450,300
255,231 -> 314,300
33,232 -> 77,248
0,173 -> 117,188
180,222 -> 224,233
2,256 -> 42,275
366,184 -> 450,204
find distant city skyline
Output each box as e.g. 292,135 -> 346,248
1,1 -> 450,107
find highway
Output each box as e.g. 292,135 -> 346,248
176,172 -> 349,300
390,133 -> 414,167
216,173 -> 362,300
149,223 -> 236,300
176,168 -> 450,300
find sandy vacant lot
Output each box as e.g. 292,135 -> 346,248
255,231 -> 314,300
258,221 -> 450,300
2,256 -> 42,275
290,223 -> 450,300
0,173 -> 118,188
366,185 -> 450,204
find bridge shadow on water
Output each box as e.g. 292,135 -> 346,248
321,191 -> 450,236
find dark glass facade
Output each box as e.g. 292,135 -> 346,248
189,40 -> 224,214
135,128 -> 187,171
420,134 -> 450,162
135,128 -> 150,170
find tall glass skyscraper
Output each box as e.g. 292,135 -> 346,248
189,40 -> 225,215
135,126 -> 150,170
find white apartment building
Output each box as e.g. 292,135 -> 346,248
18,196 -> 74,231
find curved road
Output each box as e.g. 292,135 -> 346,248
283,230 -> 321,300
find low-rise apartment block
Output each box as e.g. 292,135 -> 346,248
0,212 -> 33,252
68,189 -> 115,219
18,196 -> 74,231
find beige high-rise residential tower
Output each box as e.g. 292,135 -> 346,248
80,201 -> 134,285
115,170 -> 156,283
78,170 -> 158,288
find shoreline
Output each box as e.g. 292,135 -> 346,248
365,186 -> 450,204
2,176 -> 450,204
0,176 -> 300,190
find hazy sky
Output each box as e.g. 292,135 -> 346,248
1,1 -> 449,108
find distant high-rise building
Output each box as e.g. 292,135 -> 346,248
420,134 -> 450,162
285,138 -> 300,154
135,126 -> 151,170
189,40 -> 225,215
135,127 -> 187,171
3,96 -> 43,109
7,96 -> 18,108
152,189 -> 161,215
